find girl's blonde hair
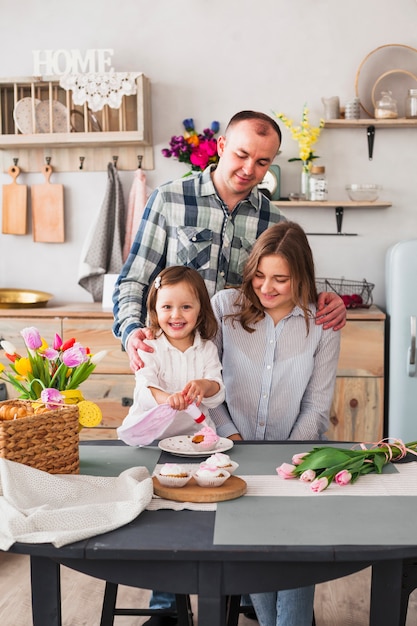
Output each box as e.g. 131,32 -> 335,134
230,221 -> 318,333
147,266 -> 218,340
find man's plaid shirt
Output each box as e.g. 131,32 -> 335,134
113,166 -> 286,348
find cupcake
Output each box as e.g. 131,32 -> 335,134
155,463 -> 192,487
194,463 -> 230,487
205,452 -> 239,474
191,425 -> 220,451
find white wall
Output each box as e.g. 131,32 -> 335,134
1,0 -> 416,307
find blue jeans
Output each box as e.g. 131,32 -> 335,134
250,586 -> 315,626
149,590 -> 176,610
150,591 -> 254,611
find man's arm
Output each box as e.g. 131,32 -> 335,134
112,189 -> 168,350
316,291 -> 346,331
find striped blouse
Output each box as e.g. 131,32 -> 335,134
209,288 -> 341,441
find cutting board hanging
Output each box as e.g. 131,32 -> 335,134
2,165 -> 28,235
31,164 -> 65,243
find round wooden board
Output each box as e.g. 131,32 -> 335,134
152,475 -> 247,503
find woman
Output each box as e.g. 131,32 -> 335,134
210,221 -> 341,626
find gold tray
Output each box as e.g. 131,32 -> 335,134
0,289 -> 53,308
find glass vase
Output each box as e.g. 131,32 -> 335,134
301,167 -> 310,199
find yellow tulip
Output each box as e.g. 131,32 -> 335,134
14,357 -> 32,377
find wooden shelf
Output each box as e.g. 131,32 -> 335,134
0,74 -> 153,171
324,118 -> 417,129
272,200 -> 392,209
272,200 -> 392,235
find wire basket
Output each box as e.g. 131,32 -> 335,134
315,277 -> 375,309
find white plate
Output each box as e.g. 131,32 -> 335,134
158,435 -> 234,457
355,44 -> 417,117
36,100 -> 69,133
13,97 -> 41,134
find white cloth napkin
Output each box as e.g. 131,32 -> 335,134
0,459 -> 153,550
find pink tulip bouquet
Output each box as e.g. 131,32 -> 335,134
162,118 -> 220,174
0,326 -> 107,401
277,439 -> 417,493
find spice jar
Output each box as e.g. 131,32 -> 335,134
405,89 -> 417,119
374,91 -> 398,119
308,166 -> 328,201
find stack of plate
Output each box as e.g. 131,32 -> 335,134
13,99 -> 69,134
355,44 -> 417,118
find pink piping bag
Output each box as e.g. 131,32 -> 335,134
117,403 -> 205,446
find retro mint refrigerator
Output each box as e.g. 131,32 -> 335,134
386,240 -> 417,441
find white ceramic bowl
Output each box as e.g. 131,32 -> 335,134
345,184 -> 382,202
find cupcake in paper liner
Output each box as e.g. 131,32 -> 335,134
205,452 -> 239,474
193,464 -> 230,487
190,425 -> 220,451
155,463 -> 192,487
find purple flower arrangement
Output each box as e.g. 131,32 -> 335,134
162,118 -> 220,173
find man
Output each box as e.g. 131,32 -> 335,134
113,110 -> 345,375
112,110 -> 345,625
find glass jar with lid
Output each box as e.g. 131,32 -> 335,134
405,89 -> 417,119
308,166 -> 328,201
374,91 -> 398,119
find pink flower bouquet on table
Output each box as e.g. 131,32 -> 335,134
277,439 -> 417,493
0,326 -> 107,428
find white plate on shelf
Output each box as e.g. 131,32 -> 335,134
35,100 -> 69,133
13,97 -> 41,134
355,43 -> 417,117
158,435 -> 233,457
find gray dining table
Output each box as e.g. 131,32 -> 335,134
9,440 -> 417,626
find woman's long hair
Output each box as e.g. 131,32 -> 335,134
230,221 -> 318,334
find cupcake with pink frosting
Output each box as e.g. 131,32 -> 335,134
194,463 -> 230,487
190,425 -> 220,451
205,452 -> 239,474
155,463 -> 192,487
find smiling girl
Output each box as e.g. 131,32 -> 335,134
126,265 -> 225,438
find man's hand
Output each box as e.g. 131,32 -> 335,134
316,291 -> 346,331
126,328 -> 155,372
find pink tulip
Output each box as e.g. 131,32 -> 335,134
300,469 -> 316,482
53,333 -> 63,350
311,477 -> 329,492
43,348 -> 59,360
62,343 -> 88,367
21,327 -> 42,350
292,452 -> 308,465
335,470 -> 352,486
40,388 -> 64,408
276,463 -> 297,479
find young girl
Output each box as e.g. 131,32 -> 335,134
126,265 -> 225,439
210,221 -> 341,626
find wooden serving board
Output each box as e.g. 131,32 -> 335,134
152,475 -> 247,503
2,165 -> 27,235
31,165 -> 65,242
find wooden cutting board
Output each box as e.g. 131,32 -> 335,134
152,475 -> 247,503
31,165 -> 65,243
2,165 -> 27,235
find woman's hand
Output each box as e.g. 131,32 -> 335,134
126,328 -> 155,372
316,292 -> 346,331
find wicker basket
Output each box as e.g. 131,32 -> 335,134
0,400 -> 80,474
316,277 -> 375,308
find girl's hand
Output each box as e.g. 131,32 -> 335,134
181,380 -> 208,406
166,392 -> 188,411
